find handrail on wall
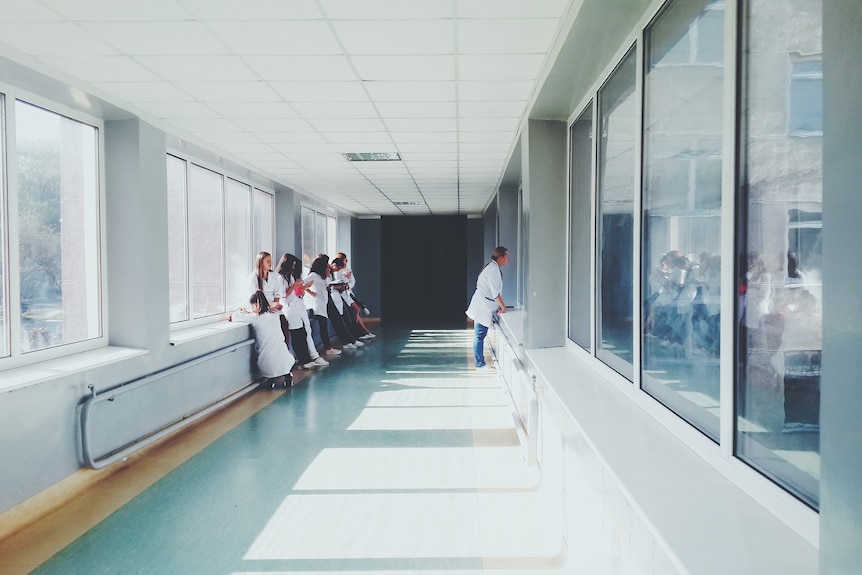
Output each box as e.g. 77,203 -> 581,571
80,339 -> 256,470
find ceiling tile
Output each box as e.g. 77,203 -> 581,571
1,0 -> 65,22
324,132 -> 395,145
331,20 -> 453,55
175,81 -> 281,102
458,80 -> 534,101
292,102 -> 379,119
216,142 -> 279,155
40,56 -> 160,82
395,142 -> 458,154
207,102 -> 299,119
458,141 -> 511,153
385,118 -> 457,132
458,54 -> 545,81
391,132 -> 457,143
270,82 -> 368,102
458,19 -> 559,54
195,132 -> 263,144
92,81 -> 195,103
0,22 -> 118,56
135,55 -> 259,82
207,21 -> 340,55
375,101 -> 456,118
321,0 -> 452,19
306,118 -> 387,132
40,0 -> 195,21
171,118 -> 244,132
182,0 -> 322,20
458,131 -> 514,143
232,118 -> 315,132
79,22 -> 227,56
257,132 -> 328,144
352,55 -> 454,81
135,102 -> 220,119
270,143 -> 340,154
457,0 -> 571,19
365,81 -> 455,102
244,55 -> 356,81
459,101 -> 526,118
459,117 -> 520,132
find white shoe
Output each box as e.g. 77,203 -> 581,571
326,348 -> 342,355
359,333 -> 373,340
365,332 -> 376,338
353,340 -> 364,347
313,356 -> 329,366
476,365 -> 496,373
343,343 -> 356,349
303,361 -> 317,369
362,307 -> 371,316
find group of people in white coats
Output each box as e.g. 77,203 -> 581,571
466,246 -> 509,372
230,250 -> 374,388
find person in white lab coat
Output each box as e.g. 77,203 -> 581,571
230,292 -> 295,387
466,246 -> 509,371
274,253 -> 328,369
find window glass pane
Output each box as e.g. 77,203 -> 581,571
315,212 -> 326,258
226,179 -> 251,310
737,0 -> 822,509
253,188 -> 273,256
326,215 -> 336,258
188,165 -> 224,319
301,206 -> 314,270
642,0 -> 724,441
166,155 -> 188,323
16,101 -> 101,352
568,104 -> 593,350
596,48 -> 636,379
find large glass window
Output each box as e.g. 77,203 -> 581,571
301,206 -> 337,271
16,100 -> 101,353
0,96 -> 7,357
737,0 -> 822,509
188,165 -> 224,319
642,0 -> 725,440
252,187 -> 273,257
166,155 -> 188,323
226,179 -> 251,310
568,104 -> 593,350
596,48 -> 637,379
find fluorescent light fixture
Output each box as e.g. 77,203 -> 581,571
343,152 -> 402,161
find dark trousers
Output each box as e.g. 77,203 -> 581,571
289,325 -> 313,364
326,297 -> 356,344
315,314 -> 333,350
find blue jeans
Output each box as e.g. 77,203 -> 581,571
473,322 -> 489,367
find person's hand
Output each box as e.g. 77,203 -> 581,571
498,306 -> 507,314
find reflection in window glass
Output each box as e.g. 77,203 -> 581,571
226,179 -> 251,310
568,104 -> 593,350
642,0 -> 724,441
0,95 -> 6,357
737,0 -> 822,509
253,188 -> 273,256
315,213 -> 326,259
166,155 -> 188,323
188,165 -> 224,319
327,215 -> 337,258
16,101 -> 101,352
301,206 -> 314,269
596,48 -> 636,379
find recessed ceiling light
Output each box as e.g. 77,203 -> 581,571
343,152 -> 402,161
393,201 -> 424,205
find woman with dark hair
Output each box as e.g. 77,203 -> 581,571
336,252 -> 374,338
245,251 -> 281,312
230,292 -> 294,388
466,246 -> 509,371
304,254 -> 341,356
275,253 -> 328,369
327,257 -> 364,348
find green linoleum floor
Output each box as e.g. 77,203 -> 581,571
30,324 -> 563,575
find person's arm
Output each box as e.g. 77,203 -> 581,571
495,294 -> 506,314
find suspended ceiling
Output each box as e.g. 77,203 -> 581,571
0,0 -> 578,216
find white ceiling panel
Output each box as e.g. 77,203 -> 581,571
171,118 -> 243,132
375,101 -> 456,118
257,132 -> 328,144
459,19 -> 561,54
458,131 -> 514,143
458,54 -> 546,81
352,55 -> 454,82
244,55 -> 356,81
385,118 -> 457,132
39,0 -> 193,21
364,81 -> 456,102
270,143 -> 340,154
458,141 -> 512,153
458,0 -> 571,19
459,101 -> 527,118
292,102 -> 379,119
207,102 -> 299,119
182,0 -> 322,20
135,56 -> 259,82
92,81 -> 194,103
135,102 -> 220,119
306,118 -> 387,132
332,20 -> 453,55
321,0 -> 452,19
270,82 -> 368,102
390,132 -> 457,144
79,22 -> 227,56
1,0 -> 65,22
215,142 -> 279,155
175,82 -> 281,102
40,56 -> 160,82
324,132 -> 395,144
196,132 -> 263,144
460,117 -> 520,132
395,143 -> 458,154
232,118 -> 315,132
207,21 -> 341,55
458,80 -> 535,101
0,22 -> 119,56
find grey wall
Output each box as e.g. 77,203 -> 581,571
497,187 -> 519,306
350,218 -> 381,318
820,1 -> 862,572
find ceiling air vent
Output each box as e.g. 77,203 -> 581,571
343,152 -> 401,161
393,201 -> 424,205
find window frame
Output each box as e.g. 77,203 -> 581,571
0,84 -> 108,370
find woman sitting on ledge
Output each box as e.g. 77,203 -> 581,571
230,292 -> 295,388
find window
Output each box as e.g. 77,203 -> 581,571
596,48 -> 637,379
642,0 -> 725,441
13,100 -> 102,356
568,104 -> 593,350
737,0 -> 822,509
301,205 -> 336,269
167,154 -> 275,324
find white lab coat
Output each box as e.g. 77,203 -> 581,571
245,271 -> 278,307
466,260 -> 503,328
277,274 -> 306,329
232,310 -> 295,378
303,272 -> 329,317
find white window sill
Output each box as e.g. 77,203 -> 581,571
169,320 -> 249,346
526,346 -> 818,575
0,346 -> 148,395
